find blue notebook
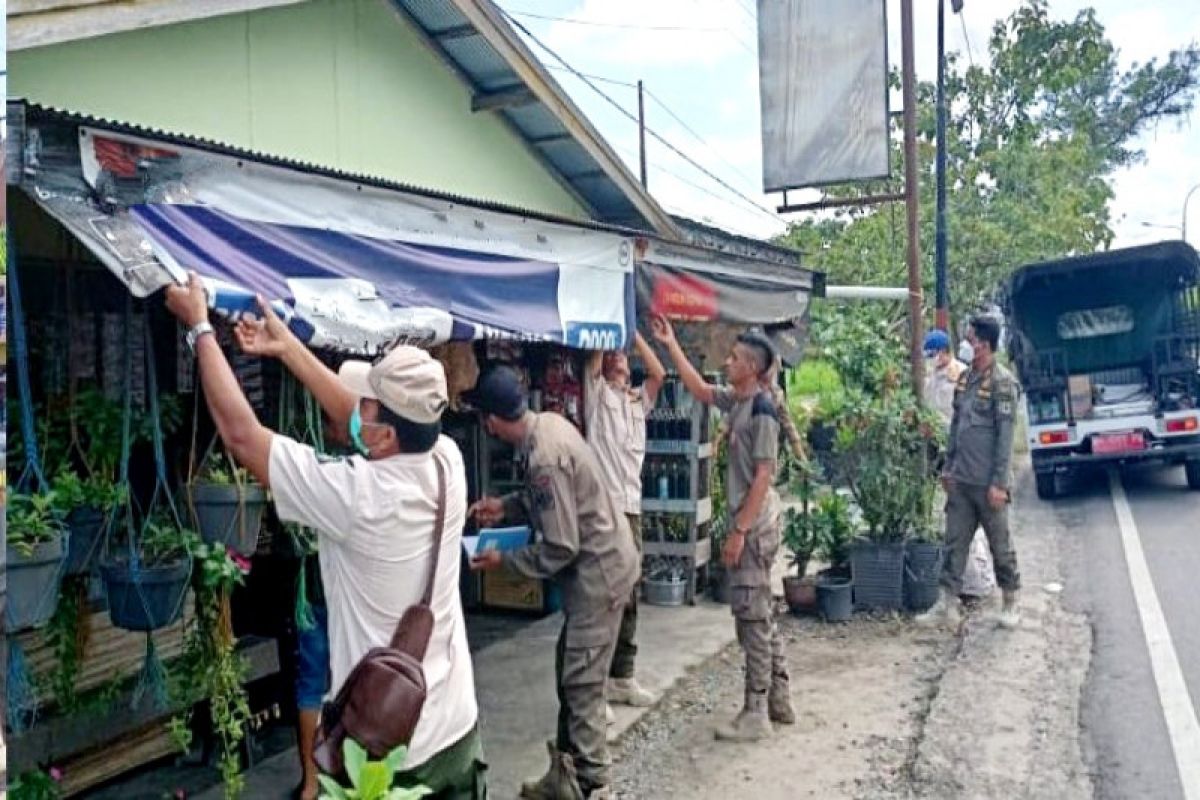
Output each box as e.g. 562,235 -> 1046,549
462,526 -> 531,559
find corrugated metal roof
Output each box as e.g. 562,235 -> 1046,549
390,0 -> 657,231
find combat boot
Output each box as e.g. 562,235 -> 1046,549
609,677 -> 655,707
519,741 -> 586,800
768,673 -> 795,725
998,590 -> 1021,629
714,690 -> 772,742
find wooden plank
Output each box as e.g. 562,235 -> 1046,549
8,0 -> 307,51
60,720 -> 178,797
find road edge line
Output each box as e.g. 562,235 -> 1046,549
1109,468 -> 1200,799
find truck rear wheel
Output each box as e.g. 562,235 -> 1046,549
1186,460 -> 1200,490
1036,472 -> 1058,500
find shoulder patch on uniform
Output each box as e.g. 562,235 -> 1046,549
531,473 -> 556,511
316,453 -> 353,467
751,392 -> 779,420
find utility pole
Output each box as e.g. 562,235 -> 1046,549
901,0 -> 925,399
637,79 -> 648,189
935,0 -> 949,332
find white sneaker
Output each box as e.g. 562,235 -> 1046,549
606,703 -> 616,725
916,591 -> 962,630
998,590 -> 1021,629
609,677 -> 655,707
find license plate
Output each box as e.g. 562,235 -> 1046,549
1092,432 -> 1146,455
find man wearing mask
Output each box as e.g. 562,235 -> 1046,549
165,275 -> 485,796
585,334 -> 666,714
928,315 -> 1022,630
651,317 -> 795,741
922,329 -> 966,428
468,367 -> 638,800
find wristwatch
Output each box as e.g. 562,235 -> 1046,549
733,523 -> 750,537
185,321 -> 215,354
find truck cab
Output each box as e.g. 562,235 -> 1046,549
1005,241 -> 1200,499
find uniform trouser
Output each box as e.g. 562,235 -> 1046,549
941,481 -> 1021,595
554,604 -> 624,790
609,513 -> 641,680
730,506 -> 789,697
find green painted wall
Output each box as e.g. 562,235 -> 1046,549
9,0 -> 587,219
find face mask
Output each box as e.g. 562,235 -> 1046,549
348,404 -> 371,457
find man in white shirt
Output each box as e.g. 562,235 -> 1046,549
165,274 -> 484,797
584,333 -> 665,711
923,329 -> 966,428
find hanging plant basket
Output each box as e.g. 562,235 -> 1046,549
190,482 -> 268,556
100,559 -> 191,632
850,539 -> 906,611
64,506 -> 107,575
6,535 -> 69,631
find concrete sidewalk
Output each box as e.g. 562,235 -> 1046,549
195,597 -> 739,799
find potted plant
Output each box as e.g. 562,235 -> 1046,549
781,462 -> 819,614
100,513 -> 196,632
189,454 -> 268,556
787,360 -> 846,455
836,397 -> 939,611
6,491 -> 69,631
643,555 -> 688,607
319,740 -> 433,800
706,429 -> 733,604
51,469 -> 128,575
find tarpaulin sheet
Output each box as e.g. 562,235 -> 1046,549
636,239 -> 814,367
11,108 -> 635,354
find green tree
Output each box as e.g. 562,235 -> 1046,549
779,0 -> 1200,322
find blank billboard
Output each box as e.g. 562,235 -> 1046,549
758,0 -> 890,192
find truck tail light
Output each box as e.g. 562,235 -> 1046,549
1039,430 -> 1070,445
1166,416 -> 1198,433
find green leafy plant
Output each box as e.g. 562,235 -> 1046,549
44,578 -> 90,714
196,454 -> 257,487
787,360 -> 847,422
170,541 -> 252,798
139,516 -> 201,565
318,740 -> 432,800
51,469 -> 128,515
833,396 -> 940,543
9,767 -> 64,800
810,492 -> 855,570
7,491 -> 66,557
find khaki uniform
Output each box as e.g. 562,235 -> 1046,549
941,362 -> 1022,595
712,388 -> 790,700
502,413 -> 639,791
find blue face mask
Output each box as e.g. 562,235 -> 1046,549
348,404 -> 371,457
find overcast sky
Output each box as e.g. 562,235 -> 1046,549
496,0 -> 1200,251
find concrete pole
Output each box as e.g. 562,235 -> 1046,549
901,0 -> 926,399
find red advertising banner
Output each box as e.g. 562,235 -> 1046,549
650,271 -> 719,321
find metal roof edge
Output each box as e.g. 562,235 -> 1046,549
9,99 -> 658,240
446,0 -> 681,240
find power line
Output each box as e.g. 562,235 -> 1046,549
643,87 -> 762,192
501,8 -> 785,226
545,64 -> 638,90
958,10 -> 976,69
506,9 -> 726,34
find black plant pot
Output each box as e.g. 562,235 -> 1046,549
101,559 -> 190,632
708,565 -> 733,604
807,422 -> 838,453
190,482 -> 268,556
816,573 -> 853,622
904,541 -> 944,612
850,539 -> 906,611
6,536 -> 68,631
65,506 -> 107,575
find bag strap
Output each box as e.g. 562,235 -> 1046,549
421,453 -> 449,607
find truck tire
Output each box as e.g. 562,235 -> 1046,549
1036,472 -> 1058,500
1186,460 -> 1200,490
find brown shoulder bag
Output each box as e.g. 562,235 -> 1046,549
313,454 -> 448,776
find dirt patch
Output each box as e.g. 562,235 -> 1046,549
611,613 -> 954,800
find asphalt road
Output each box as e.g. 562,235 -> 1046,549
1055,460 -> 1200,799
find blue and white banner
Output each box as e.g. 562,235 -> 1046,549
63,126 -> 634,354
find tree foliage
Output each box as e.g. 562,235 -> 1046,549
779,0 -> 1200,322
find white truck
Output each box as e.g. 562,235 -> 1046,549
1005,241 -> 1200,499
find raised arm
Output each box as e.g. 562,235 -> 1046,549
234,296 -> 358,437
650,315 -> 715,406
634,331 -> 667,410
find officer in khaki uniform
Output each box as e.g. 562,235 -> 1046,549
924,315 -> 1023,630
651,317 -> 795,741
469,366 -> 639,800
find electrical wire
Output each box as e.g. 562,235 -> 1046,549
545,64 -> 639,89
506,9 -> 726,34
959,10 -> 976,69
643,87 -> 762,192
501,8 -> 783,225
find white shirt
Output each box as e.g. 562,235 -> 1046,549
924,357 -> 967,430
269,434 -> 477,768
585,370 -> 649,516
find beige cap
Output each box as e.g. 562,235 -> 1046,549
338,346 -> 449,424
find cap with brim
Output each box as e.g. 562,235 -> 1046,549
466,366 -> 528,421
337,345 -> 448,425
